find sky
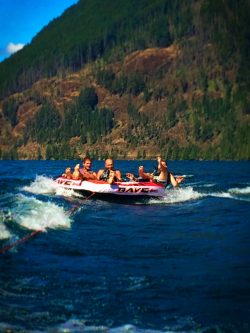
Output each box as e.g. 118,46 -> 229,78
0,0 -> 78,62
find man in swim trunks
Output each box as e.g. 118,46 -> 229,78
80,157 -> 97,180
97,158 -> 122,184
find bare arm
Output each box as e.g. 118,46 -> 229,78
107,170 -> 122,184
106,171 -> 113,184
86,172 -> 97,180
115,170 -> 122,181
96,169 -> 104,180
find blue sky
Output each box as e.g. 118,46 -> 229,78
0,0 -> 78,62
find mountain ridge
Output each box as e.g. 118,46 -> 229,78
0,0 -> 249,160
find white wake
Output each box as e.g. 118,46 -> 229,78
14,194 -> 71,231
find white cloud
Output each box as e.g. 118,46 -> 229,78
6,42 -> 25,55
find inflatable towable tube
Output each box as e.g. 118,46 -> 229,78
55,177 -> 166,198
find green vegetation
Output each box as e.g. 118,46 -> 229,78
96,70 -> 145,96
26,102 -> 61,143
2,98 -> 20,127
60,87 -> 113,144
0,0 -> 174,98
23,87 -> 114,159
0,0 -> 249,160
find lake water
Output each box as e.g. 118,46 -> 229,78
0,160 -> 250,332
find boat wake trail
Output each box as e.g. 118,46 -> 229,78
149,186 -> 203,204
148,184 -> 250,205
22,175 -> 58,194
0,223 -> 12,240
209,185 -> 250,202
23,175 -> 83,198
14,194 -> 71,231
229,185 -> 250,198
0,319 -> 216,333
0,193 -> 72,241
0,210 -> 13,240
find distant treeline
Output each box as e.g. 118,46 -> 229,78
1,84 -> 249,160
0,0 -> 249,99
25,87 -> 113,145
1,87 -> 113,159
0,0 -> 250,160
0,0 -> 173,98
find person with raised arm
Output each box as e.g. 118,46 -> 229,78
62,167 -> 73,179
126,156 -> 183,187
72,164 -> 84,180
80,157 -> 97,180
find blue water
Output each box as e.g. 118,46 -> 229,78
0,160 -> 250,332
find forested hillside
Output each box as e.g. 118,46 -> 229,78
0,0 -> 249,160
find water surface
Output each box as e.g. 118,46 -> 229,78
0,160 -> 250,332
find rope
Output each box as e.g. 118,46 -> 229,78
0,229 -> 42,255
0,192 -> 96,255
67,192 -> 96,215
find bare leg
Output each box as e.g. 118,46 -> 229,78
170,173 -> 184,187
